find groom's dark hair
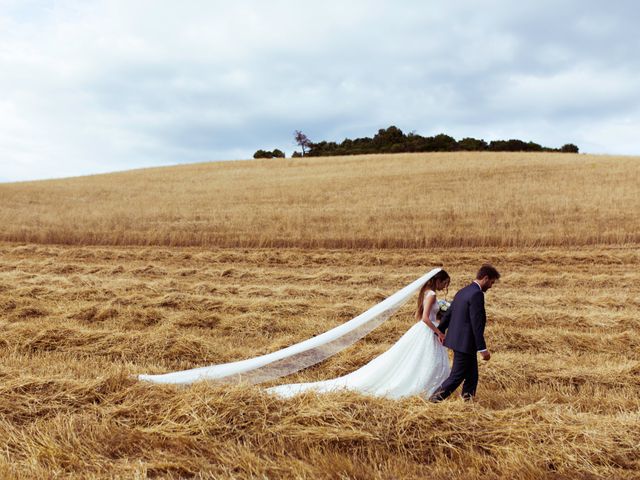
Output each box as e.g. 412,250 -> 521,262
477,264 -> 500,280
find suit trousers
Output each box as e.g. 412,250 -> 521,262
431,350 -> 478,400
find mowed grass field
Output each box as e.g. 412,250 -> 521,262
0,152 -> 639,478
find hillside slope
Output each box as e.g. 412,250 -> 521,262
1,152 -> 638,248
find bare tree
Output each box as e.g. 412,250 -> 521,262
294,130 -> 312,156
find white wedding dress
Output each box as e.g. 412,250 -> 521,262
267,290 -> 451,399
138,268 -> 449,398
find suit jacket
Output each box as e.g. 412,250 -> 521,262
437,282 -> 487,354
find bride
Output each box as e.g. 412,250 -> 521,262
267,270 -> 452,399
138,268 -> 452,400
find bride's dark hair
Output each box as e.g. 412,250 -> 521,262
415,269 -> 450,320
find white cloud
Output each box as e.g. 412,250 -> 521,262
0,0 -> 639,182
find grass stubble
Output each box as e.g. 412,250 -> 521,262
0,152 -> 639,478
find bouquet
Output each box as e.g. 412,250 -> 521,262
437,299 -> 451,314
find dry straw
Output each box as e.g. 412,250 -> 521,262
0,242 -> 639,477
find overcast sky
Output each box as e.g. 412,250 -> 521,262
1,0 -> 639,182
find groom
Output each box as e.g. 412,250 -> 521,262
429,264 -> 501,402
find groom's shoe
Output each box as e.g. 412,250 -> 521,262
428,391 -> 444,403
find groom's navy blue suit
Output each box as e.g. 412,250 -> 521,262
432,281 -> 487,400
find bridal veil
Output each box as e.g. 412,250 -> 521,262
138,268 -> 442,385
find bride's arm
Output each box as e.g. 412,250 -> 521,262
422,294 -> 446,342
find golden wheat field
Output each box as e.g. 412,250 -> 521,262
1,152 -> 639,248
1,152 -> 639,479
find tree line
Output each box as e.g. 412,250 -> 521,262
254,126 -> 579,158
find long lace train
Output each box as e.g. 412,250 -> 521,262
138,268 -> 443,386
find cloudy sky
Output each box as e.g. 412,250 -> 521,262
1,0 -> 638,182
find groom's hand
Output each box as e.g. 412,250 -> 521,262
436,331 -> 446,344
480,350 -> 491,361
